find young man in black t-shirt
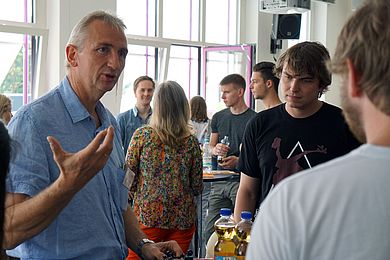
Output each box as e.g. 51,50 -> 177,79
234,42 -> 361,222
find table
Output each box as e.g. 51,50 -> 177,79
202,170 -> 238,182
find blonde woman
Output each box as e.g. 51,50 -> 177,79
0,94 -> 12,125
126,81 -> 203,259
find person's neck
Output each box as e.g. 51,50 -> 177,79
285,100 -> 323,118
363,99 -> 390,146
136,103 -> 151,119
229,101 -> 249,115
262,93 -> 282,109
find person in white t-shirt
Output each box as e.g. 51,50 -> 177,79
247,0 -> 390,259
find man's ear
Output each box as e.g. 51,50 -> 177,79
265,79 -> 273,90
346,59 -> 363,98
66,44 -> 78,67
238,87 -> 245,97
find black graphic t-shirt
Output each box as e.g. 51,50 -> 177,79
239,102 -> 361,204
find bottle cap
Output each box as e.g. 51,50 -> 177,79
220,208 -> 232,216
241,211 -> 252,220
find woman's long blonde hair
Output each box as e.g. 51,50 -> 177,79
149,81 -> 191,147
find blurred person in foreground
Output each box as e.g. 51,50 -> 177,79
3,11 -> 182,260
126,81 -> 203,259
0,123 -> 10,246
0,94 -> 12,126
117,75 -> 155,152
234,41 -> 360,222
247,0 -> 390,259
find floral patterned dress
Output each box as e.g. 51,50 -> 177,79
126,125 -> 203,229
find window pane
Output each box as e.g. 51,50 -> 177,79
163,0 -> 199,41
204,46 -> 252,115
0,0 -> 34,23
120,45 -> 156,113
117,0 -> 156,36
0,32 -> 38,112
205,0 -> 238,44
167,45 -> 199,99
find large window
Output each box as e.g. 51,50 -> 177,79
117,0 -> 243,115
167,45 -> 200,99
203,45 -> 254,115
0,0 -> 46,113
0,32 -> 39,111
0,0 -> 34,23
117,1 -> 156,36
162,0 -> 200,41
205,0 -> 238,44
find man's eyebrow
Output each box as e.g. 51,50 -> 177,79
96,42 -> 113,47
299,76 -> 315,80
283,71 -> 314,79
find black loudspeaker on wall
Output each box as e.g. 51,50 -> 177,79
272,13 -> 302,39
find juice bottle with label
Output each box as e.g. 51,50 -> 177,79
214,208 -> 236,260
235,211 -> 253,259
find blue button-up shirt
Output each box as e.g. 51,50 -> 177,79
6,77 -> 129,259
117,106 -> 152,153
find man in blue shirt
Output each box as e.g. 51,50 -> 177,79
117,75 -> 155,153
3,11 -> 182,260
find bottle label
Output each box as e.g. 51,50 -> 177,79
215,257 -> 237,260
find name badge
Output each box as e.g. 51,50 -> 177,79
123,166 -> 135,190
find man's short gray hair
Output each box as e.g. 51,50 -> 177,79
64,10 -> 127,70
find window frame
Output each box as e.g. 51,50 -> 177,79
0,4 -> 48,106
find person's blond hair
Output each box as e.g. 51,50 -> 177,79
149,81 -> 191,147
330,0 -> 390,115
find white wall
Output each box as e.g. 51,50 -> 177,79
321,0 -> 352,107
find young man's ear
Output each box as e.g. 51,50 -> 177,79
266,79 -> 273,90
346,59 -> 363,98
238,87 -> 245,97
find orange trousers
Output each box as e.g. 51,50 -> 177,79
127,224 -> 196,260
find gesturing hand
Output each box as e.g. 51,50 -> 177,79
47,126 -> 115,192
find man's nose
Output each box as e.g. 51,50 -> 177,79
107,52 -> 122,70
290,78 -> 300,91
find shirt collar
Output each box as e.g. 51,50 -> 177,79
132,106 -> 152,118
59,77 -> 110,127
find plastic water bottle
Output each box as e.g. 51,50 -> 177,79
217,136 -> 230,164
214,208 -> 236,259
235,211 -> 253,259
203,140 -> 212,173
